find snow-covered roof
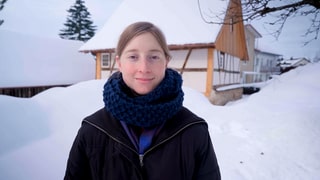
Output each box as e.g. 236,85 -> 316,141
0,30 -> 95,88
255,39 -> 282,56
80,0 -> 229,52
245,24 -> 262,38
279,57 -> 310,68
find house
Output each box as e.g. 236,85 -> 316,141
252,28 -> 282,77
242,24 -> 282,84
238,24 -> 282,94
241,24 -> 262,83
0,30 -> 95,97
79,0 -> 249,105
279,57 -> 310,73
254,47 -> 282,76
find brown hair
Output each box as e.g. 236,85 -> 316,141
116,22 -> 171,60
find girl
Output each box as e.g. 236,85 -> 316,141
64,21 -> 221,180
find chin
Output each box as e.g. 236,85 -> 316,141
136,91 -> 151,95
134,88 -> 153,95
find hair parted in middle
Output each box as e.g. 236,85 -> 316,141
115,21 -> 172,60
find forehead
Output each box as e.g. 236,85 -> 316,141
123,32 -> 163,52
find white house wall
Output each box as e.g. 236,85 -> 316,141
213,51 -> 241,86
169,49 -> 208,93
254,52 -> 280,74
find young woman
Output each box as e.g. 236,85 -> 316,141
64,21 -> 221,180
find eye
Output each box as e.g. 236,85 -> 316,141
127,55 -> 138,61
151,56 -> 160,60
150,55 -> 160,61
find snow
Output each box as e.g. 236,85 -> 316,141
1,62 -> 320,179
0,30 -> 95,88
79,0 -> 226,51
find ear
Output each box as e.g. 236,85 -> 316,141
165,58 -> 169,68
115,55 -> 122,71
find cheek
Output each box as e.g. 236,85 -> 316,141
121,63 -> 134,73
156,64 -> 167,79
117,60 -> 129,73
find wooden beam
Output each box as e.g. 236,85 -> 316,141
180,49 -> 192,74
110,53 -> 117,75
79,43 -> 215,54
205,48 -> 214,97
169,43 -> 215,50
96,53 -> 102,79
173,68 -> 207,72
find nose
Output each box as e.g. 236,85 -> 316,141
138,57 -> 151,73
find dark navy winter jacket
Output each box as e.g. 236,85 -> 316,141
64,107 -> 221,180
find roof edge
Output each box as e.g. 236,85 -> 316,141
80,43 -> 216,54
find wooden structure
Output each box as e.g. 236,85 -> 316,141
80,0 -> 248,100
0,85 -> 70,98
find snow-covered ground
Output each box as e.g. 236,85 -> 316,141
0,63 -> 319,180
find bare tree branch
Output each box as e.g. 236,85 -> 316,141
0,0 -> 8,26
198,0 -> 320,45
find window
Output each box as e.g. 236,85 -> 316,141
101,53 -> 110,68
218,51 -> 225,69
230,18 -> 234,32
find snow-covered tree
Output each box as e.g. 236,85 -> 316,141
59,0 -> 96,42
0,0 -> 8,26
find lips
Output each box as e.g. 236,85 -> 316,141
135,77 -> 154,83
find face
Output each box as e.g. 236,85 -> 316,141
116,32 -> 169,95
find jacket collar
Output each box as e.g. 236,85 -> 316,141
83,106 -> 207,152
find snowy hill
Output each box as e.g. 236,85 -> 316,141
0,30 -> 95,88
0,62 -> 320,179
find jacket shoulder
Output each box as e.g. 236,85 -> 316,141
173,106 -> 207,126
84,108 -> 108,123
82,108 -> 119,130
158,106 -> 208,139
80,108 -> 129,143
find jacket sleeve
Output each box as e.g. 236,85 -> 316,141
64,125 -> 92,180
194,125 -> 221,180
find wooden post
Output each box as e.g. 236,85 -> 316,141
96,53 -> 102,79
110,53 -> 117,76
205,48 -> 214,97
180,48 -> 192,75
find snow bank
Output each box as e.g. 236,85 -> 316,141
0,30 -> 95,88
0,63 -> 320,179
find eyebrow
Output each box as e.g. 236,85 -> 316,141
123,49 -> 163,54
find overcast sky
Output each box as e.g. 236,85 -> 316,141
1,0 -> 121,38
1,0 -> 319,60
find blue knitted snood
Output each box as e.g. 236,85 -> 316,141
103,69 -> 184,128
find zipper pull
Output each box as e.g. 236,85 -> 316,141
139,154 -> 144,167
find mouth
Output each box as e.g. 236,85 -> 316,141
135,77 -> 155,83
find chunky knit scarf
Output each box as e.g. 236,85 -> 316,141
103,69 -> 184,128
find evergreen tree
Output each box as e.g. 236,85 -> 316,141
59,0 -> 96,42
0,0 -> 8,26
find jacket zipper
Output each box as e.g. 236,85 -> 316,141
139,154 -> 144,167
84,120 -> 205,168
83,120 -> 138,153
138,121 -> 204,167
